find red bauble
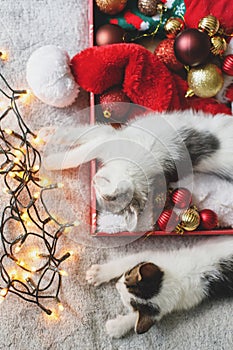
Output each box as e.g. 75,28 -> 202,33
171,187 -> 192,209
222,55 -> 233,76
174,28 -> 211,67
95,24 -> 125,46
157,209 -> 180,232
155,39 -> 184,72
199,209 -> 218,230
100,86 -> 131,122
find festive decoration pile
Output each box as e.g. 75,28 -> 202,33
94,0 -> 185,36
154,14 -> 233,99
0,73 -> 77,315
155,187 -> 218,234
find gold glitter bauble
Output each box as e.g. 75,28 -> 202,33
180,208 -> 200,231
210,36 -> 227,56
164,17 -> 185,39
187,63 -> 223,98
138,0 -> 159,16
95,0 -> 128,15
198,15 -> 220,37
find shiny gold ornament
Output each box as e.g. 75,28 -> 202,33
95,0 -> 128,15
175,224 -> 184,235
198,15 -> 220,37
138,0 -> 160,16
186,63 -> 223,98
210,36 -> 227,56
180,208 -> 200,231
164,17 -> 185,39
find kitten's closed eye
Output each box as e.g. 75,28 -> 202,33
103,195 -> 117,201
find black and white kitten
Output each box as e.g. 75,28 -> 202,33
86,236 -> 233,338
44,110 -> 233,231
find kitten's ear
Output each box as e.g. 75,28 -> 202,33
139,263 -> 163,282
124,206 -> 138,232
135,311 -> 154,334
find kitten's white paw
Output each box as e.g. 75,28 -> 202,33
106,316 -> 127,339
86,264 -> 111,286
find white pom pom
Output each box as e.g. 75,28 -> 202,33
26,45 -> 79,108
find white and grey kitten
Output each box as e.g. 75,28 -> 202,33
44,110 -> 233,231
86,236 -> 233,338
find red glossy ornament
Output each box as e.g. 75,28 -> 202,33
174,28 -> 211,67
157,209 -> 180,232
96,24 -> 125,46
155,39 -> 184,72
100,86 -> 131,122
199,209 -> 218,230
171,187 -> 192,209
222,55 -> 233,76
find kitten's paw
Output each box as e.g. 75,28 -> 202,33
106,316 -> 127,339
86,264 -> 111,286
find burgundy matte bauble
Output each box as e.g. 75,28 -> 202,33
96,24 -> 125,46
157,209 -> 179,232
171,187 -> 192,209
199,209 -> 218,230
155,39 -> 184,72
100,86 -> 131,122
222,55 -> 233,76
174,28 -> 211,67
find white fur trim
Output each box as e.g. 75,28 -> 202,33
26,45 -> 79,108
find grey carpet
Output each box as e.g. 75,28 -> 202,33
0,1 -> 232,349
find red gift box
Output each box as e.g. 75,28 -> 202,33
88,0 -> 233,237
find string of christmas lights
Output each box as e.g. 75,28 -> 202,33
0,71 -> 77,316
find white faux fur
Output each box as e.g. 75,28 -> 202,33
26,45 -> 79,107
86,236 -> 233,338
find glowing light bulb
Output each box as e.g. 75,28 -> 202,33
0,100 -> 8,111
21,211 -> 29,221
57,183 -> 64,188
20,90 -> 33,104
0,50 -> 8,61
58,303 -> 64,312
17,260 -> 25,268
22,271 -> 31,280
33,192 -> 40,199
59,270 -> 68,277
73,220 -> 80,227
4,128 -> 12,135
40,178 -> 51,187
9,269 -> 17,279
0,288 -> 8,297
9,171 -> 15,178
32,135 -> 43,145
15,245 -> 22,253
48,309 -> 59,320
14,157 -> 20,164
14,150 -> 23,158
32,165 -> 40,172
29,249 -> 39,259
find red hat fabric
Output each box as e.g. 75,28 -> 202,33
71,43 -> 182,112
71,43 -> 231,115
